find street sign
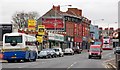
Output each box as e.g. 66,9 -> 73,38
113,32 -> 118,38
28,19 -> 36,30
112,39 -> 119,42
38,25 -> 45,35
37,36 -> 43,43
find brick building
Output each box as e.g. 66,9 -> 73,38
37,5 -> 91,49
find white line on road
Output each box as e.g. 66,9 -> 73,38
102,63 -> 109,69
104,52 -> 113,57
103,58 -> 115,63
67,62 -> 77,69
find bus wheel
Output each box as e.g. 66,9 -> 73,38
32,56 -> 36,61
25,58 -> 31,62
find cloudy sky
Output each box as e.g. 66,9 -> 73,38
0,0 -> 119,29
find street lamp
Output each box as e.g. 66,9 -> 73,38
92,19 -> 104,40
93,19 -> 104,26
54,5 -> 72,33
108,22 -> 118,36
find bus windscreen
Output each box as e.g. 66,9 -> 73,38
5,36 -> 22,43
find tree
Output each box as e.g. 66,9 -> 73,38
12,11 -> 39,29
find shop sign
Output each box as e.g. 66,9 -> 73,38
48,33 -> 64,41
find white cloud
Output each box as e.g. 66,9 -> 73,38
0,0 -> 119,29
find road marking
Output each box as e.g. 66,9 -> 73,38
18,67 -> 22,68
102,63 -> 109,69
67,62 -> 77,69
104,52 -> 113,57
103,58 -> 115,63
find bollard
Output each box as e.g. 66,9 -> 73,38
118,60 -> 120,70
114,47 -> 120,70
116,54 -> 120,70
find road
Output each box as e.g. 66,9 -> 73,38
2,50 -> 114,69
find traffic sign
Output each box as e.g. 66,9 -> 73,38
113,32 -> 118,38
38,25 -> 45,35
37,36 -> 43,43
28,19 -> 36,30
112,39 -> 119,42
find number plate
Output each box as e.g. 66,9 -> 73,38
11,56 -> 16,58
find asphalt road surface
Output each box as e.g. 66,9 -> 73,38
2,50 -> 114,68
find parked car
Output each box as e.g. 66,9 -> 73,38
38,50 -> 51,59
64,48 -> 74,55
47,49 -> 57,58
72,46 -> 82,54
53,48 -> 64,57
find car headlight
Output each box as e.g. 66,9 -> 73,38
98,53 -> 101,55
89,52 -> 91,55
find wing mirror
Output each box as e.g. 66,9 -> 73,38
88,50 -> 89,52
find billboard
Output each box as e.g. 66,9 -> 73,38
42,18 -> 64,30
0,24 -> 12,42
28,19 -> 36,30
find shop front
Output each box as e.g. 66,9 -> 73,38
48,33 -> 64,49
74,37 -> 82,49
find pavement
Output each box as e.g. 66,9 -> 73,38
105,58 -> 116,69
0,60 -> 7,63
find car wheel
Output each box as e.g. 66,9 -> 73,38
38,56 -> 40,59
62,54 -> 64,57
46,56 -> 48,59
99,56 -> 101,59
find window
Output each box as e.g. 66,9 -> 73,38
5,36 -> 22,43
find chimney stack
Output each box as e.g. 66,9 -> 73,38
52,5 -> 60,11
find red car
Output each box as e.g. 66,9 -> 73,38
88,45 -> 102,59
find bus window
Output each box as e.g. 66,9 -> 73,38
5,36 -> 22,43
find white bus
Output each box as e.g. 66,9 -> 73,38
2,33 -> 38,62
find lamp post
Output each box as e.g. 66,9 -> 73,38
54,5 -> 72,33
107,22 -> 118,36
92,19 -> 104,40
93,19 -> 104,26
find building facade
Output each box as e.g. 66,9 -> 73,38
37,5 -> 91,49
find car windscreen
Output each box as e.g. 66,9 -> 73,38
40,51 -> 47,54
103,37 -> 109,39
90,48 -> 100,52
53,49 -> 59,52
5,36 -> 22,43
94,42 -> 101,45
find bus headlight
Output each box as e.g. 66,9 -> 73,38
1,49 -> 5,52
25,47 -> 29,50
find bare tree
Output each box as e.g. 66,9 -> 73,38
12,11 -> 39,29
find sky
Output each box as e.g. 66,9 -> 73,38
0,0 -> 119,29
